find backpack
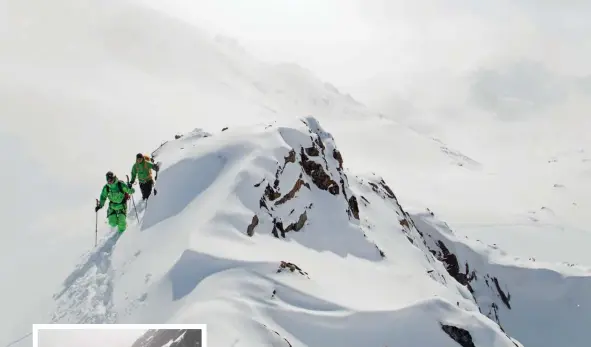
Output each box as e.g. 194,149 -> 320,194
142,154 -> 153,171
106,180 -> 130,203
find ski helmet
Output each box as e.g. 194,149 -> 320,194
106,171 -> 115,182
136,153 -> 143,160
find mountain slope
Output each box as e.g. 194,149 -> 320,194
33,117 -> 588,347
411,211 -> 590,347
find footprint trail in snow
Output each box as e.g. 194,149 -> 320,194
51,231 -> 122,323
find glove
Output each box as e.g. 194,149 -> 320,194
127,182 -> 133,188
153,164 -> 160,172
95,205 -> 101,212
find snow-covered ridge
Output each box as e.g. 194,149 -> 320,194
411,211 -> 591,347
44,117 -> 589,347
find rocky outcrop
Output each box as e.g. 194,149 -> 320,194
348,196 -> 359,220
333,149 -> 343,170
441,324 -> 476,347
300,147 -> 339,195
411,213 -> 515,329
246,215 -> 259,236
275,177 -> 310,205
277,261 -> 309,277
357,173 -> 522,344
247,118 -> 364,239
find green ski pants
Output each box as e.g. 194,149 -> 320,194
107,204 -> 127,233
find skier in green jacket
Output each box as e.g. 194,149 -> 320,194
95,171 -> 135,233
129,153 -> 159,201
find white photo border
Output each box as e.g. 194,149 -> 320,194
33,324 -> 208,347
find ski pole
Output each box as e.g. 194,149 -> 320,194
131,194 -> 139,224
153,161 -> 159,195
127,175 -> 140,224
95,199 -> 99,247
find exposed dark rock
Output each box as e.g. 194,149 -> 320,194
435,240 -> 465,285
275,177 -> 310,205
379,179 -> 396,199
305,146 -> 320,156
333,149 -> 343,169
270,149 -> 297,191
339,178 -> 349,200
259,196 -> 268,210
376,245 -> 385,258
285,149 -> 296,163
277,261 -> 309,277
300,148 -> 339,194
254,178 -> 265,187
314,136 -> 325,149
174,134 -> 182,139
221,127 -> 228,131
272,218 -> 286,238
265,184 -> 281,201
285,211 -> 307,232
348,196 -> 360,219
368,182 -> 380,194
273,167 -> 281,189
399,219 -> 409,228
492,277 -> 512,309
441,324 -> 475,347
262,324 -> 293,347
328,184 -> 339,195
246,215 -> 259,236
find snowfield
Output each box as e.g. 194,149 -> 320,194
40,117 -> 590,347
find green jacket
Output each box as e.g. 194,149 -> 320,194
98,179 -> 135,210
131,159 -> 156,184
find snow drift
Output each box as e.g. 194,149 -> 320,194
39,117 -> 590,347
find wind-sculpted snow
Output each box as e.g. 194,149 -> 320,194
140,153 -> 228,230
33,117 -> 588,347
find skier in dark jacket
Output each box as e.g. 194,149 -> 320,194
95,171 -> 135,233
129,153 -> 159,201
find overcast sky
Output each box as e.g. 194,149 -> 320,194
136,0 -> 591,95
38,329 -> 146,347
165,0 -> 589,149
